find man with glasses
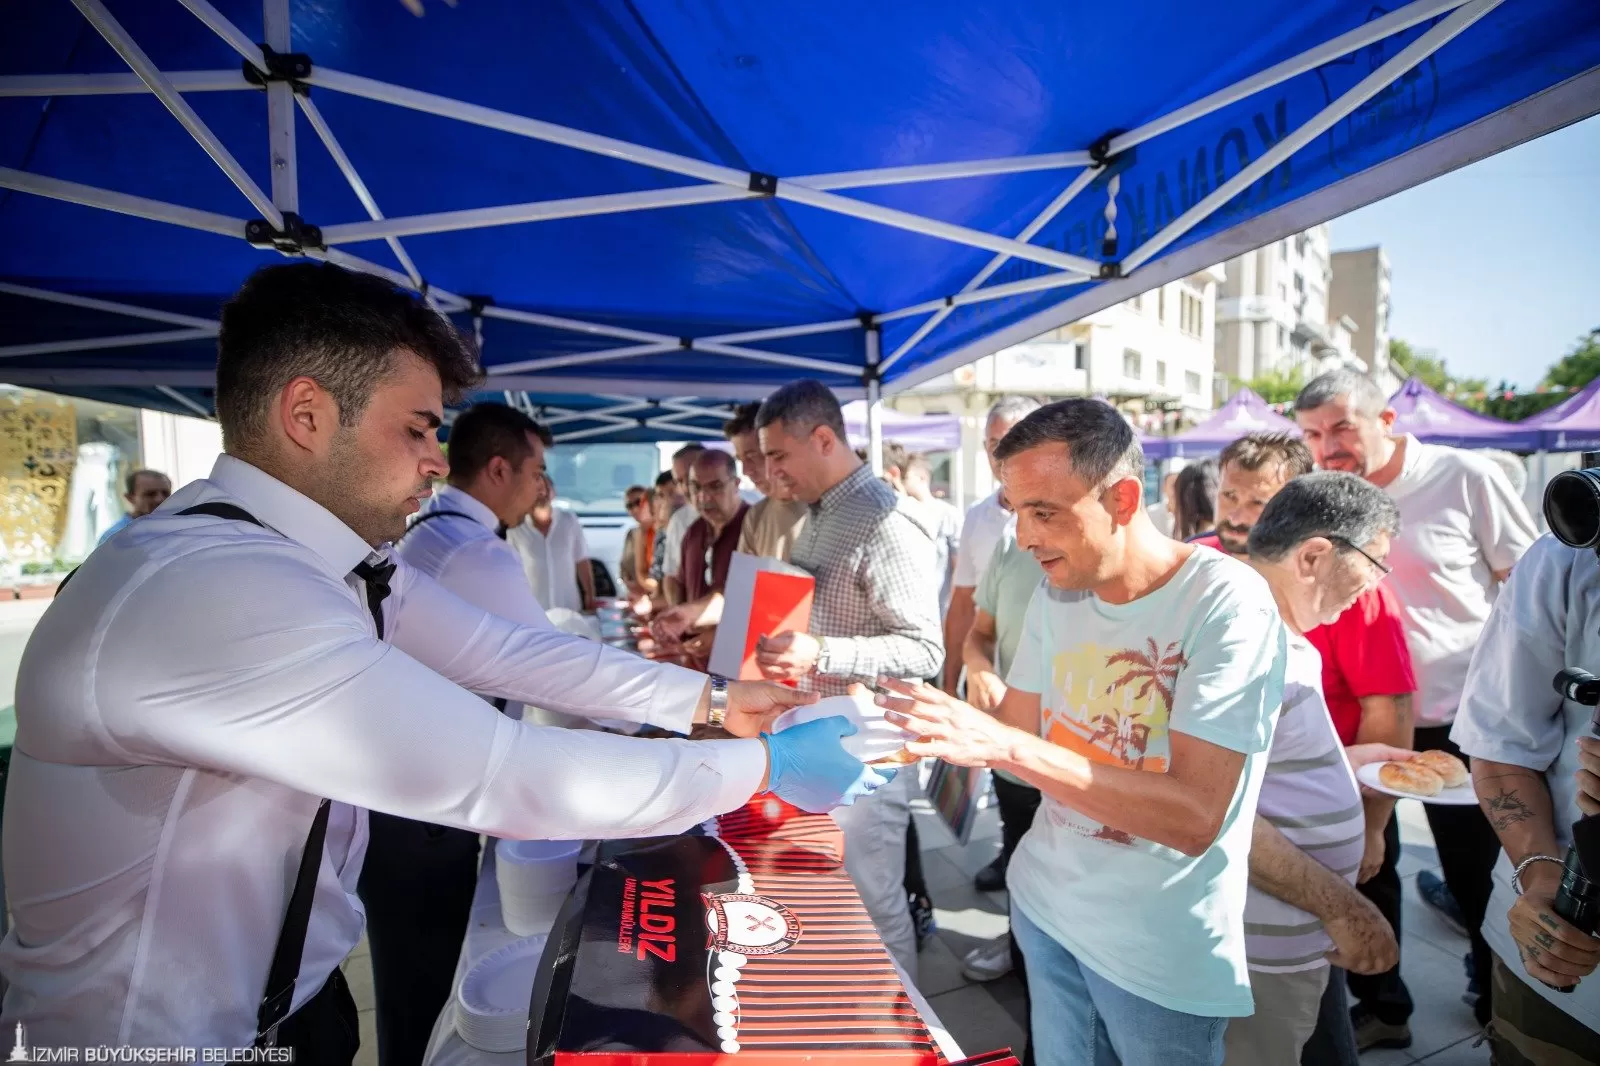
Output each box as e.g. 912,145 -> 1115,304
1195,432 -> 1416,1060
1295,370 -> 1538,1045
669,450 -> 750,668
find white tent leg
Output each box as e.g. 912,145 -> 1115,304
263,0 -> 297,215
867,328 -> 884,476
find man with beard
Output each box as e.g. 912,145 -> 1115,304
1295,370 -> 1537,1045
1195,432 -> 1416,1064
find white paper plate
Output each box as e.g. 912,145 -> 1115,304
455,934 -> 549,1053
1357,762 -> 1477,805
774,691 -> 916,763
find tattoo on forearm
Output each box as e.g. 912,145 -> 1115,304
1484,788 -> 1535,830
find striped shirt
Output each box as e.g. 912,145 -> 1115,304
1244,633 -> 1365,973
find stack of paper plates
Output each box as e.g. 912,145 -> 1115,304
455,934 -> 549,1053
496,838 -> 580,936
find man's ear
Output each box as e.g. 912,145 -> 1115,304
1378,407 -> 1398,432
1105,476 -> 1144,526
278,376 -> 335,455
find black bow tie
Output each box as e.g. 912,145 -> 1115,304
495,522 -> 508,540
351,557 -> 396,641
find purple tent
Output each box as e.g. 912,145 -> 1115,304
1519,376 -> 1600,452
1144,388 -> 1298,461
1387,377 -> 1540,451
842,401 -> 961,453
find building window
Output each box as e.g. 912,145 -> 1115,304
1073,341 -> 1088,370
1179,292 -> 1203,338
1123,348 -> 1142,379
1156,360 -> 1167,387
1280,242 -> 1289,261
1278,283 -> 1288,303
1185,370 -> 1203,395
1278,325 -> 1289,350
1293,272 -> 1305,294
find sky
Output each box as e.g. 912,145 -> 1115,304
1327,113 -> 1599,390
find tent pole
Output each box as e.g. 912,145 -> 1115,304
0,329 -> 218,360
0,70 -> 251,96
798,151 -> 1093,190
877,269 -> 1093,325
867,327 -> 885,477
70,0 -> 282,227
1123,0 -> 1502,274
689,320 -> 863,345
0,282 -> 219,329
156,385 -> 214,420
263,0 -> 297,215
1107,0 -> 1471,155
174,0 -> 271,71
0,167 -> 246,237
490,343 -> 683,376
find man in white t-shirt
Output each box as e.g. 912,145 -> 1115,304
903,453 -> 961,614
1451,533 -> 1600,1061
943,397 -> 1039,689
878,399 -> 1286,1066
507,474 -> 592,613
1295,370 -> 1537,1038
1225,472 -> 1410,1064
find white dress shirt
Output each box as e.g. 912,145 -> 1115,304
951,490 -> 1010,590
0,455 -> 763,1048
660,503 -> 699,579
506,507 -> 589,612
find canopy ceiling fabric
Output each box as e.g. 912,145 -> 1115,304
2,0 -> 1597,420
1386,375 -> 1540,450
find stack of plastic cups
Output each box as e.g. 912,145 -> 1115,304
495,838 -> 581,936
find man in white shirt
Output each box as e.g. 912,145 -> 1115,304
902,453 -> 961,614
660,443 -> 705,605
0,262 -> 886,1057
1452,533 -> 1600,1061
362,401 -> 552,1066
1295,370 -> 1538,1040
942,396 -> 1040,691
507,473 -> 592,613
879,399 -> 1286,1066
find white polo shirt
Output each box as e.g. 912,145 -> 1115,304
952,490 -> 1010,591
1383,435 -> 1537,725
0,455 -> 763,1048
506,507 -> 589,612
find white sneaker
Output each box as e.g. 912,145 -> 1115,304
960,933 -> 1014,982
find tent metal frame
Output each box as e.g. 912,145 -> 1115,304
0,0 -> 1517,439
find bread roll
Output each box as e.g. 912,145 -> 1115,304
1379,761 -> 1444,797
1409,750 -> 1468,788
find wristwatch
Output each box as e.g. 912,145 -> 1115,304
707,674 -> 730,730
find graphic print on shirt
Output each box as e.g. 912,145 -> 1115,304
1043,639 -> 1188,846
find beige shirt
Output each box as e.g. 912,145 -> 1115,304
736,496 -> 808,561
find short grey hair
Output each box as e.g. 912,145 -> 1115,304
992,398 -> 1144,487
1294,370 -> 1389,417
755,379 -> 848,442
987,395 -> 1042,427
1247,471 -> 1401,562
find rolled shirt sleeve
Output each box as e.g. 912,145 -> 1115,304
93,543 -> 758,841
1451,533 -> 1569,771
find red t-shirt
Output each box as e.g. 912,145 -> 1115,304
1305,584 -> 1416,745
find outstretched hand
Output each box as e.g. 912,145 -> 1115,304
873,675 -> 1019,769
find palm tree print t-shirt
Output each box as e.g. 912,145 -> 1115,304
1004,548 -> 1287,1019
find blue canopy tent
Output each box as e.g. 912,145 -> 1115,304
3,0 -> 1599,465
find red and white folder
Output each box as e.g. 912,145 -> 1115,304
708,552 -> 815,680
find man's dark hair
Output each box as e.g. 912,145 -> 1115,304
755,379 -> 848,443
692,449 -> 738,480
673,443 -> 706,464
654,470 -> 677,490
125,468 -> 170,495
1249,471 -> 1401,562
1218,432 -> 1313,481
625,484 -> 651,508
216,262 -> 482,451
446,403 -> 549,484
722,401 -> 762,439
993,398 -> 1144,486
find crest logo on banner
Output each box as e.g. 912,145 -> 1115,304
1318,6 -> 1441,172
703,892 -> 802,956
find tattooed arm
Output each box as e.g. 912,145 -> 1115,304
1472,758 -> 1600,987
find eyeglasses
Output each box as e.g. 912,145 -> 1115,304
1331,536 -> 1391,580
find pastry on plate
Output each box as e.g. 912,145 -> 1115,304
1409,750 -> 1468,788
1378,761 -> 1444,797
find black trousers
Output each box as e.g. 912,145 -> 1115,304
1414,723 -> 1500,1027
357,812 -> 483,1066
1300,966 -> 1360,1066
1345,811 -> 1413,1024
257,968 -> 360,1066
994,773 -> 1043,865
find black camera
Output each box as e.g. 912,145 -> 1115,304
1540,462 -> 1600,991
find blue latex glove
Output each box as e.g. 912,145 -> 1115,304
761,715 -> 896,813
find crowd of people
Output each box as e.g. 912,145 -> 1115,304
5,261 -> 1597,1066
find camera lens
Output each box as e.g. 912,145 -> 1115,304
1544,469 -> 1600,550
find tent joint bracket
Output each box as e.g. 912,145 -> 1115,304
679,337 -> 693,349
1098,261 -> 1122,280
242,45 -> 312,95
1087,129 -> 1130,169
246,211 -> 324,253
747,171 -> 778,196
